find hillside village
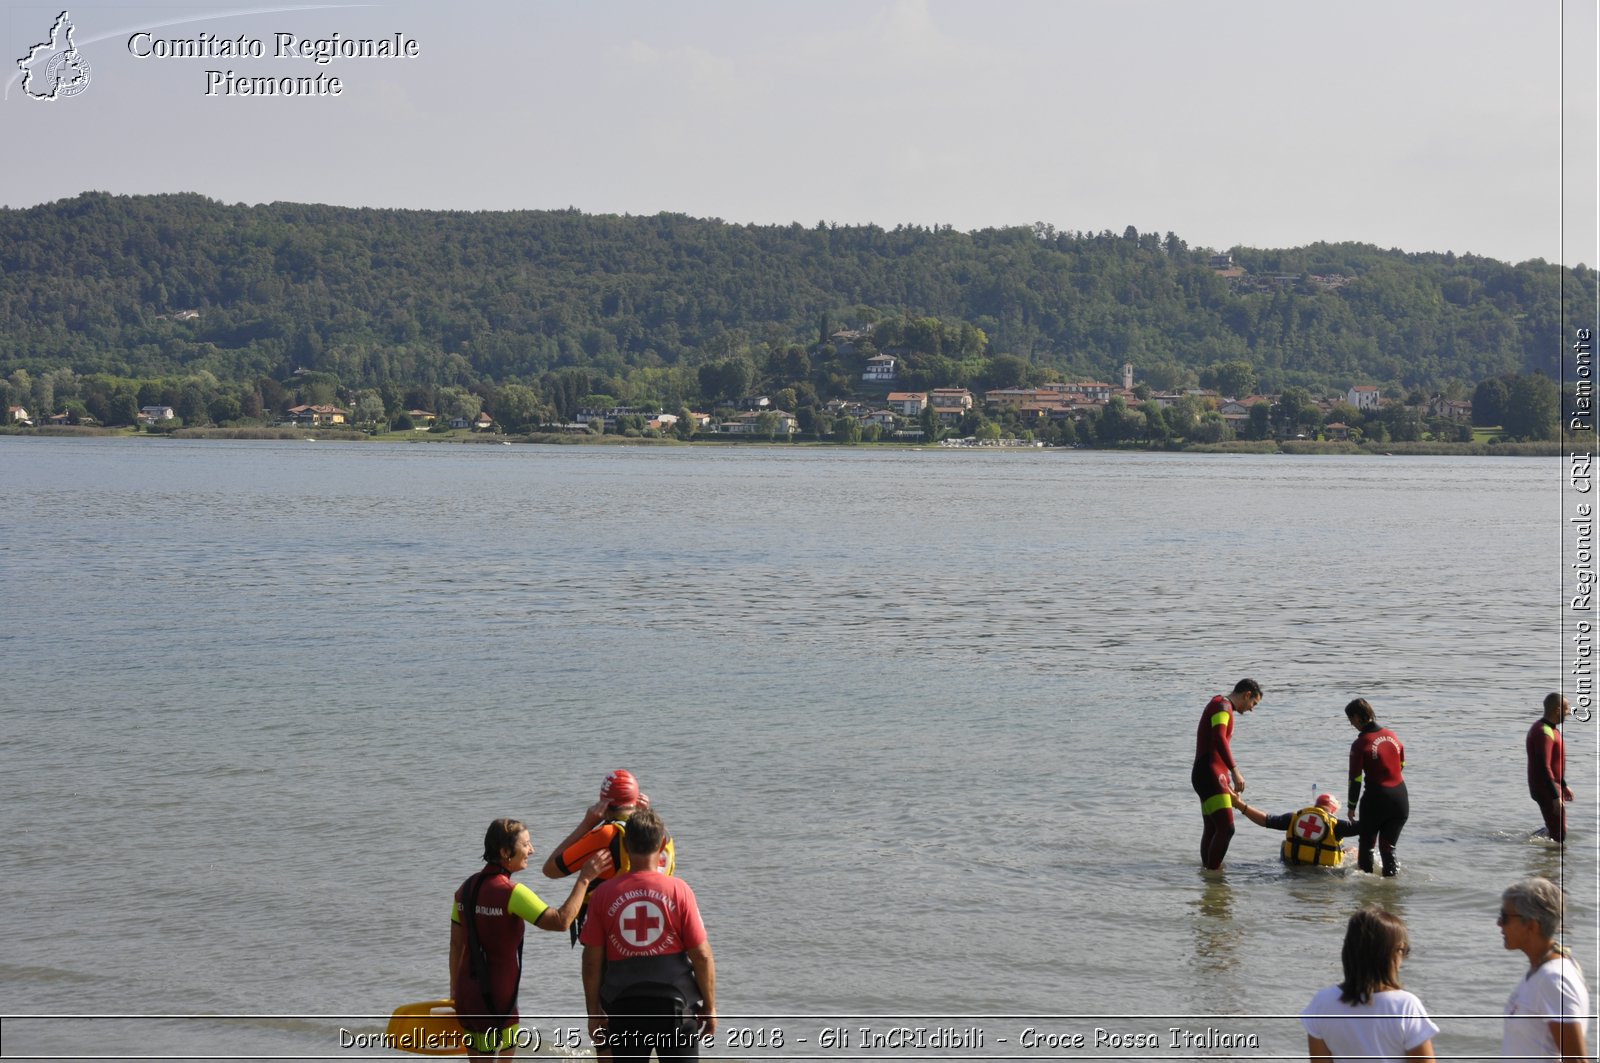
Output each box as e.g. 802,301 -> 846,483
521,316 -> 1482,444
550,362 -> 1447,444
1,355 -> 1480,446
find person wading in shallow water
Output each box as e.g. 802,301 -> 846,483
1231,792 -> 1357,867
1526,693 -> 1573,843
1345,698 -> 1408,876
1190,678 -> 1262,870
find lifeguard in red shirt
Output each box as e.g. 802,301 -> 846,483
580,808 -> 716,1061
1526,692 -> 1573,843
1190,678 -> 1263,870
1345,697 -> 1409,877
450,818 -> 607,1057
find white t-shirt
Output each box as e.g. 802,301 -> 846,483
1502,956 -> 1591,1061
1301,984 -> 1439,1061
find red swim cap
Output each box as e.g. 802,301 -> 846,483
1315,793 -> 1340,815
599,769 -> 638,805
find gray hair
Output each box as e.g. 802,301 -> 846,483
1503,877 -> 1566,939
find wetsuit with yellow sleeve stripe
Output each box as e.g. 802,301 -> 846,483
1191,694 -> 1239,870
450,866 -> 551,1051
1526,718 -> 1568,841
1192,694 -> 1238,813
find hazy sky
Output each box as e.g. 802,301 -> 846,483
3,0 -> 1596,265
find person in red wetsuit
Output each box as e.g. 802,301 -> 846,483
1190,678 -> 1263,869
1526,692 -> 1573,843
1345,698 -> 1409,877
451,818 -> 608,1058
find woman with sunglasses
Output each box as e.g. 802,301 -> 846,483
1500,877 -> 1591,1063
1302,906 -> 1437,1060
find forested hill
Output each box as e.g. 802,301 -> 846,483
0,191 -> 1590,394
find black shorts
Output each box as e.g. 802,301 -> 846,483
601,996 -> 701,1063
1358,782 -> 1409,847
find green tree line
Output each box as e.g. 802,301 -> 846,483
0,192 -> 1590,414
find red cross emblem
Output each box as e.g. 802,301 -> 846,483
619,900 -> 665,948
1295,813 -> 1327,841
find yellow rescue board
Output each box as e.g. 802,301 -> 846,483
385,999 -> 470,1055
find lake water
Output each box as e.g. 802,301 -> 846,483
0,437 -> 1592,1061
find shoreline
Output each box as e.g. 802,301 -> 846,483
0,424 -> 1580,457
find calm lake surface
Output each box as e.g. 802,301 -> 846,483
0,437 -> 1592,1060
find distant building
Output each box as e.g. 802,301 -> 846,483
287,404 -> 350,426
1209,253 -> 1233,269
1347,385 -> 1381,411
863,354 -> 897,383
717,410 -> 797,436
575,406 -> 652,432
8,405 -> 34,425
928,388 -> 974,425
1042,381 -> 1114,403
1012,401 -> 1062,423
139,405 -> 176,423
1221,395 -> 1271,415
982,387 -> 1039,411
887,392 -> 928,416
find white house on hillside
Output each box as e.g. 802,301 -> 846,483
863,354 -> 897,382
1347,385 -> 1381,410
